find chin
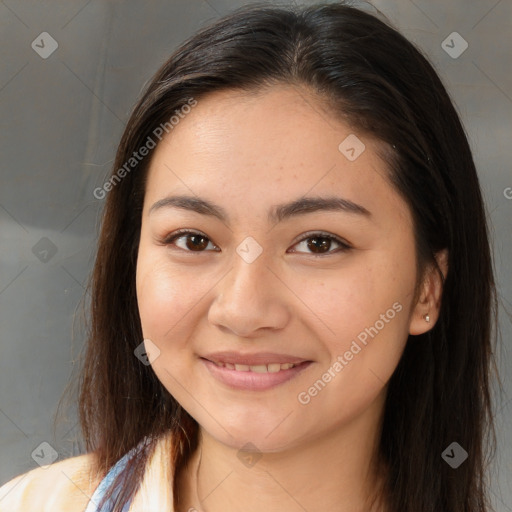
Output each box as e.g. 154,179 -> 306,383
201,420 -> 305,454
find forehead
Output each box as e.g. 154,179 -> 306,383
154,85 -> 365,165
144,85 -> 410,226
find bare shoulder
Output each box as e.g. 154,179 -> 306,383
0,452 -> 103,512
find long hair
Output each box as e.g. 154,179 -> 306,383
76,2 -> 499,511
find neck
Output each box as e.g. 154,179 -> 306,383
177,393 -> 389,512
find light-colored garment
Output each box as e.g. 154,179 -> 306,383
0,446 -> 136,512
0,452 -> 102,512
0,433 -> 175,512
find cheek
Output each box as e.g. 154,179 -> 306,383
293,263 -> 411,423
295,251 -> 414,371
136,254 -> 202,343
296,259 -> 407,336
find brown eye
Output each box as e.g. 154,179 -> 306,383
164,230 -> 218,252
307,236 -> 333,253
184,234 -> 209,251
290,232 -> 351,256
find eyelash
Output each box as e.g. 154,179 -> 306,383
161,229 -> 352,257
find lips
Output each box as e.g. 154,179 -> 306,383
201,357 -> 313,391
202,351 -> 309,366
208,361 -> 299,373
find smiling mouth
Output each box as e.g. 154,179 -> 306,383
200,357 -> 313,391
207,360 -> 301,373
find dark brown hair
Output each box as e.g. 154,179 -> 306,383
74,2 -> 499,511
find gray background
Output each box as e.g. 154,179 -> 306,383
0,0 -> 511,509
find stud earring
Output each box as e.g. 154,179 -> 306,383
424,313 -> 430,323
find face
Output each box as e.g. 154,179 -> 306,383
136,85 -> 424,453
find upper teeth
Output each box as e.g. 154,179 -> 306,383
213,362 -> 298,373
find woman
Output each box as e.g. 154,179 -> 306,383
0,2 -> 499,511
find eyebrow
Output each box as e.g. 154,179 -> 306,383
149,194 -> 371,224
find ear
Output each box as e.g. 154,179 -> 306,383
409,248 -> 449,335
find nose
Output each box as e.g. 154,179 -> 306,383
207,253 -> 291,338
